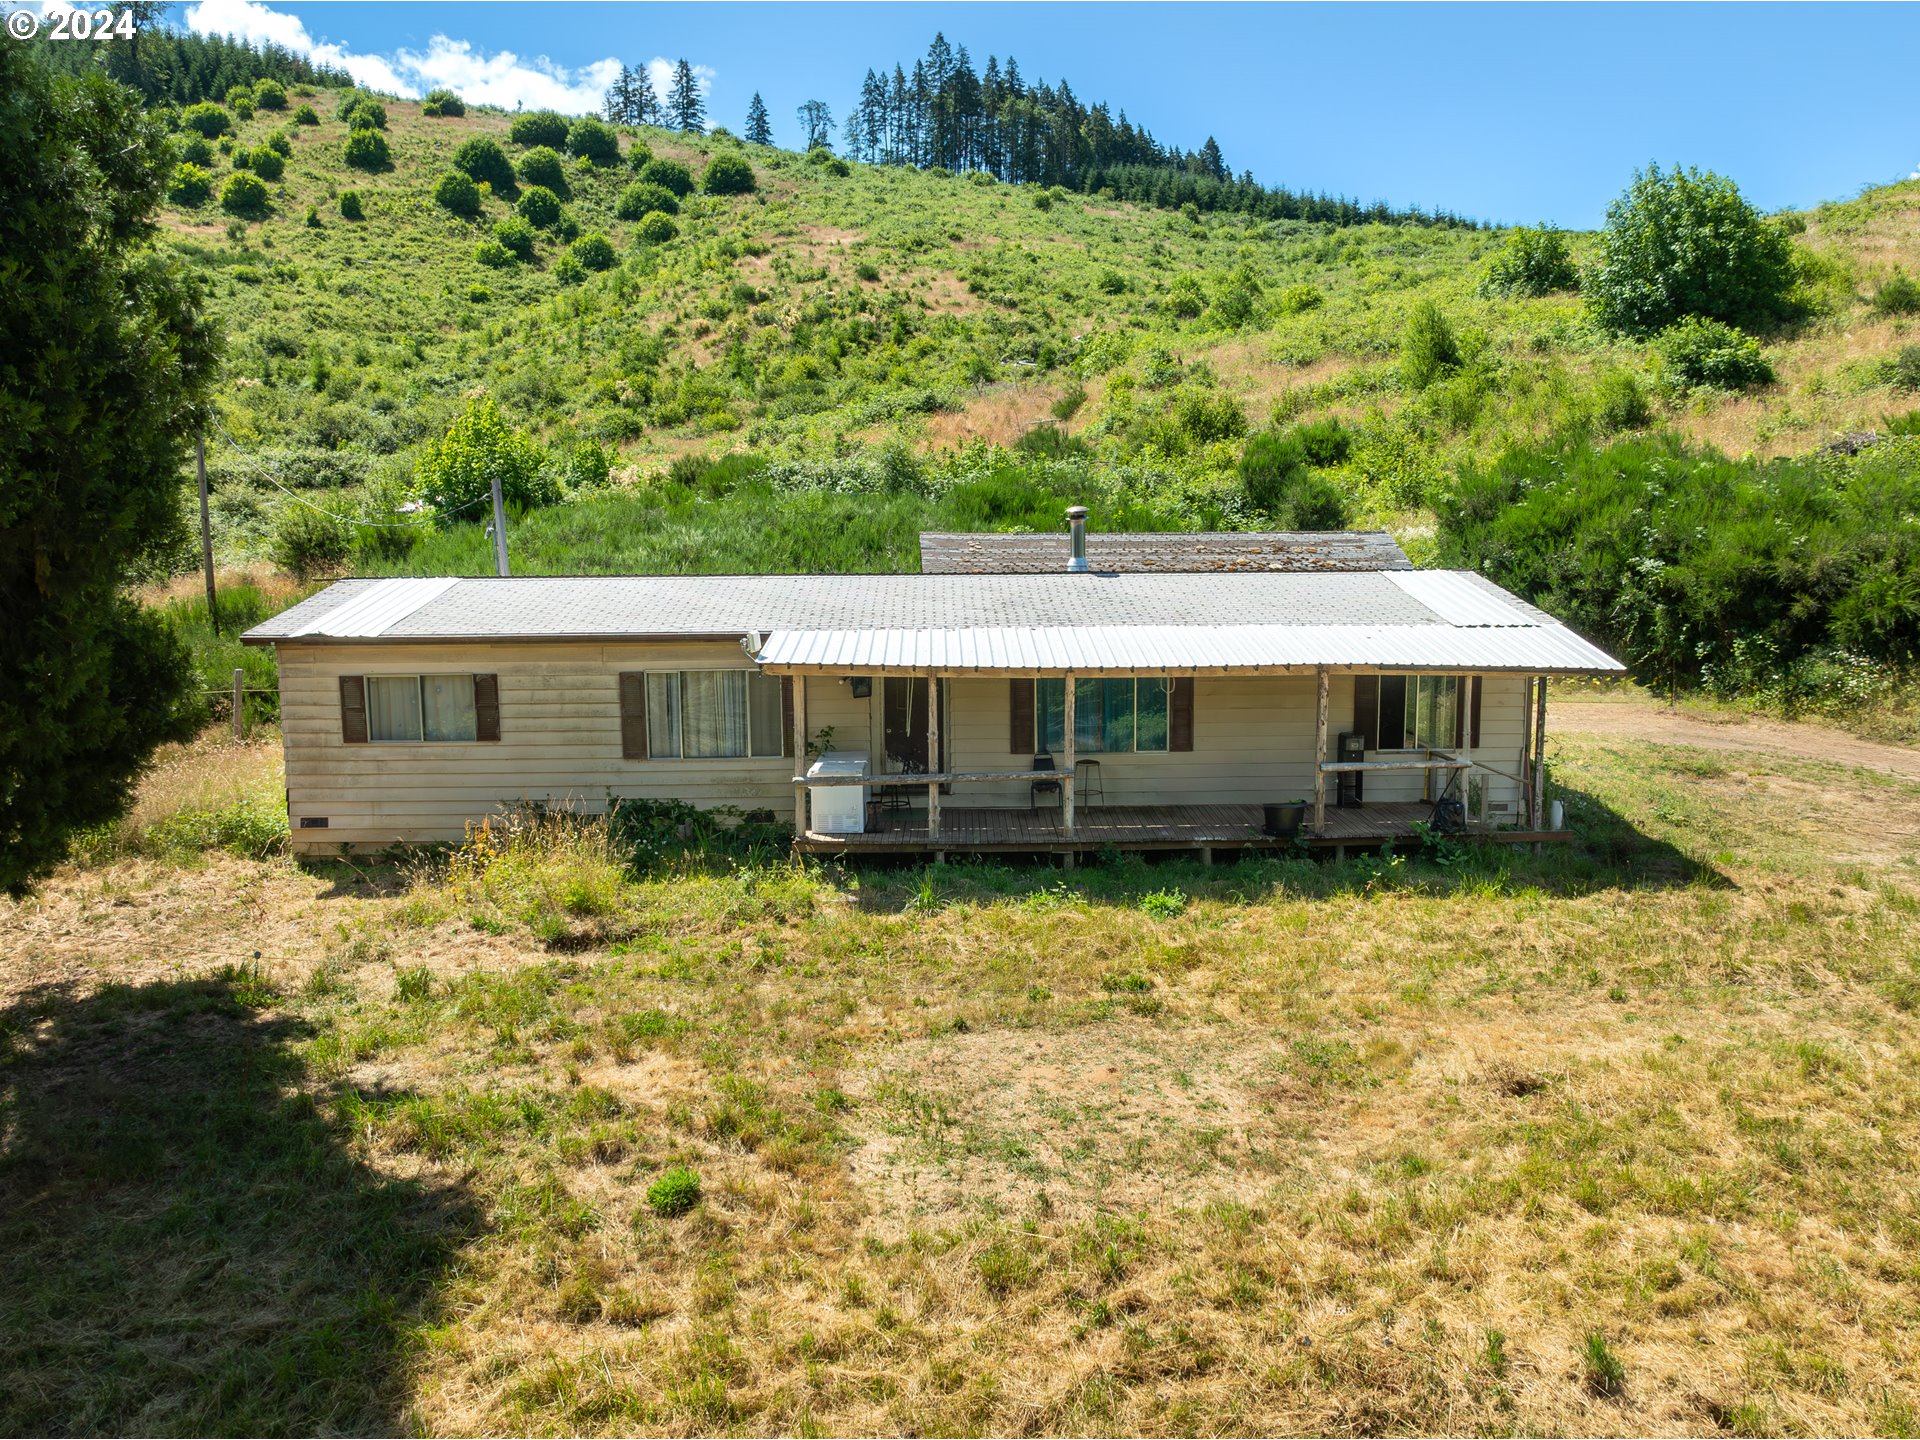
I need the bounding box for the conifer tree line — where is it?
[603,59,705,132]
[26,3,352,106]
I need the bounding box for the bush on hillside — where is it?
[702,152,756,195]
[1873,271,1920,317]
[1166,275,1204,319]
[516,185,562,229]
[343,127,390,170]
[453,136,514,193]
[251,78,287,110]
[634,211,678,245]
[265,131,292,157]
[1401,301,1462,390]
[339,189,364,220]
[1293,416,1354,467]
[180,101,232,138]
[224,83,254,110]
[270,506,350,579]
[1592,370,1653,432]
[1655,317,1774,392]
[508,109,570,149]
[247,145,283,181]
[515,145,567,194]
[433,169,482,217]
[565,116,620,165]
[1480,224,1579,297]
[422,87,465,117]
[616,180,677,220]
[624,140,654,172]
[473,238,514,268]
[415,395,557,515]
[637,157,694,197]
[168,163,212,207]
[553,252,585,286]
[292,103,319,126]
[219,171,269,217]
[492,214,535,260]
[1274,283,1321,314]
[1437,433,1920,687]
[570,232,616,272]
[337,92,386,130]
[1886,346,1920,393]
[175,134,213,166]
[1586,164,1797,335]
[1238,432,1350,529]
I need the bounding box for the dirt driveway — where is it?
[1554,699,1920,783]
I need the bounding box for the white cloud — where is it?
[179,0,647,114]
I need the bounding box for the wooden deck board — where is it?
[798,802,1568,854]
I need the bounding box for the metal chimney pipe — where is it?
[1066,505,1089,573]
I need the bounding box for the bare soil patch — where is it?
[1554,699,1920,783]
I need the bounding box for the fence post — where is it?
[233,668,246,739]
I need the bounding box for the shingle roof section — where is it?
[919,530,1412,574]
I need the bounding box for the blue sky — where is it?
[131,1,1920,227]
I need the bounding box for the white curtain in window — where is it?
[747,672,784,758]
[366,676,422,742]
[646,673,682,759]
[683,670,748,757]
[1406,676,1458,749]
[421,675,477,741]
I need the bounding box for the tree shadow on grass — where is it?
[0,966,474,1435]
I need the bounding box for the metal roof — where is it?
[919,529,1412,574]
[243,570,1624,675]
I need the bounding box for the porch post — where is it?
[926,673,941,840]
[791,674,808,839]
[1061,673,1076,834]
[1313,666,1330,834]
[1532,674,1549,830]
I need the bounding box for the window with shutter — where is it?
[339,675,367,744]
[617,672,648,759]
[474,674,500,741]
[1009,679,1034,755]
[1168,677,1194,752]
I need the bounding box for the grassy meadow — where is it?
[5,697,1919,1435]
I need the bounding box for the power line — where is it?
[205,416,490,529]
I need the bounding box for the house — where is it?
[243,515,1623,859]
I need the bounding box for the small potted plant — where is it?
[1264,799,1308,837]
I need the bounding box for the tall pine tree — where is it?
[743,91,772,145]
[668,59,704,132]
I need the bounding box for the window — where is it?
[1037,678,1172,754]
[644,670,784,759]
[1377,674,1457,750]
[366,674,478,742]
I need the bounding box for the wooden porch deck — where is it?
[797,802,1570,856]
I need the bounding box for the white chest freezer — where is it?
[806,754,869,833]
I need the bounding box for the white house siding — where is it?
[277,640,1532,852]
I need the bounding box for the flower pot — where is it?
[1264,802,1306,837]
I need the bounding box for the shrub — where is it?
[702,152,755,195]
[291,103,319,126]
[1293,416,1354,467]
[1592,370,1653,431]
[224,83,254,110]
[339,189,364,220]
[343,127,390,171]
[453,135,515,192]
[616,180,677,220]
[515,185,562,229]
[634,211,678,245]
[1033,189,1053,211]
[247,145,283,181]
[1274,283,1321,314]
[565,116,620,165]
[419,100,442,118]
[624,140,654,172]
[553,252,585,286]
[1586,163,1797,335]
[473,238,514,268]
[433,169,481,217]
[265,130,292,157]
[1886,345,1920,393]
[422,87,465,117]
[1166,275,1205,319]
[270,506,350,578]
[304,206,320,228]
[337,92,386,129]
[570,231,616,272]
[1050,384,1087,421]
[175,134,213,166]
[516,145,567,195]
[1873,271,1920,317]
[180,101,232,138]
[637,157,694,197]
[251,78,287,110]
[1239,433,1350,528]
[509,109,570,149]
[1401,300,1462,390]
[492,214,536,260]
[231,146,250,170]
[415,394,556,515]
[168,163,212,207]
[1655,317,1774,392]
[645,1166,701,1217]
[218,171,269,218]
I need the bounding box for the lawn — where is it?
[3,703,1918,1435]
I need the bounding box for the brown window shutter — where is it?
[782,677,795,759]
[617,672,648,759]
[1354,675,1378,751]
[339,675,368,743]
[1168,676,1194,752]
[1378,675,1408,749]
[1009,679,1034,754]
[1468,676,1482,748]
[473,674,501,741]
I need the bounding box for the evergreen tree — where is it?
[796,99,833,153]
[668,59,704,132]
[631,63,658,125]
[744,91,772,145]
[1,43,219,892]
[602,64,634,124]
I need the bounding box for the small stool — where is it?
[1074,758,1104,807]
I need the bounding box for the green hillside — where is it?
[169,88,1920,574]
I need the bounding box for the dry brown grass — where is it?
[5,696,1920,1434]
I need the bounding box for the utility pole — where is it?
[197,433,218,633]
[489,472,510,577]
